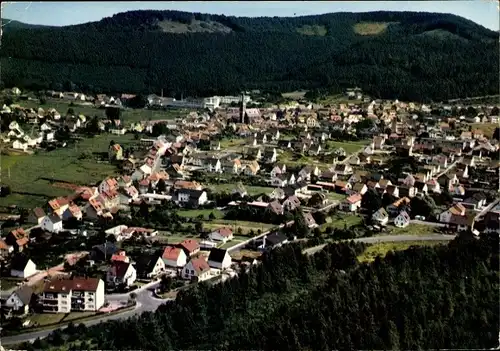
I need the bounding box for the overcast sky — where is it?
[2,1,499,31]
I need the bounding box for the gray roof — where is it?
[11,285,33,305]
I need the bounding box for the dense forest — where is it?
[21,233,500,350]
[1,10,498,102]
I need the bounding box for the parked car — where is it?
[414,215,426,221]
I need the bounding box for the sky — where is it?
[2,1,499,31]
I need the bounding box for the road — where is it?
[410,219,446,227]
[1,281,169,346]
[303,234,456,255]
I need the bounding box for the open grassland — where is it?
[327,140,369,154]
[387,223,439,236]
[203,220,274,235]
[296,25,327,36]
[322,214,363,231]
[16,99,188,124]
[0,134,136,207]
[177,208,224,219]
[470,123,497,138]
[353,22,392,35]
[208,184,274,196]
[357,240,449,262]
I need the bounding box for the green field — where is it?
[326,140,369,154]
[0,134,137,207]
[208,184,274,196]
[177,208,224,219]
[357,240,448,262]
[203,220,274,236]
[322,214,363,231]
[387,223,439,236]
[15,99,189,124]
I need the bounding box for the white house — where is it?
[106,261,137,288]
[41,214,63,233]
[207,248,232,270]
[394,211,410,228]
[372,208,389,225]
[4,286,33,315]
[176,189,208,207]
[181,257,211,281]
[162,246,187,268]
[10,255,37,278]
[439,203,466,223]
[340,194,362,212]
[208,227,234,243]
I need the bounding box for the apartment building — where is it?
[41,277,105,313]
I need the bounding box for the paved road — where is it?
[304,234,456,255]
[2,281,169,346]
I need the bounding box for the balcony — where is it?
[42,299,59,306]
[43,306,59,312]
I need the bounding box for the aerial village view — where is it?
[0,1,498,350]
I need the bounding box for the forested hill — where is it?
[21,233,499,350]
[1,10,498,101]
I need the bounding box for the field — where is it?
[203,220,274,236]
[26,311,97,327]
[0,134,137,207]
[16,99,189,124]
[470,123,497,138]
[357,240,449,262]
[207,184,274,196]
[387,223,439,236]
[353,22,392,35]
[296,24,328,36]
[327,140,369,154]
[219,235,249,249]
[218,138,247,149]
[177,208,224,219]
[322,214,363,230]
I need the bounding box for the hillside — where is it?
[0,10,498,101]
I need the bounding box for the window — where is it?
[88,292,94,296]
[61,300,67,305]
[191,270,194,275]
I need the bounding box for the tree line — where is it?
[1,11,497,102]
[20,232,499,350]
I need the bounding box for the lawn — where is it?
[208,184,274,196]
[177,208,224,219]
[278,150,318,166]
[0,278,22,291]
[17,99,189,124]
[203,220,274,236]
[470,123,497,138]
[219,138,247,149]
[155,232,198,245]
[387,223,439,236]
[357,240,449,262]
[322,214,363,230]
[0,134,137,208]
[326,192,346,201]
[326,140,369,154]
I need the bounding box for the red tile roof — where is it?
[213,227,233,237]
[189,257,210,274]
[162,246,183,261]
[179,239,200,254]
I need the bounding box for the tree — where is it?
[362,189,383,216]
[157,179,167,193]
[208,212,216,220]
[127,94,148,108]
[106,234,117,243]
[67,107,75,116]
[105,106,121,120]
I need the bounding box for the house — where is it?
[182,257,211,281]
[302,212,318,228]
[462,193,487,210]
[270,164,287,177]
[387,197,411,216]
[232,182,248,198]
[271,175,288,188]
[41,214,63,233]
[340,193,362,212]
[178,239,200,257]
[448,213,475,232]
[90,243,119,262]
[351,183,368,195]
[439,203,466,223]
[10,254,37,278]
[261,232,288,249]
[483,206,500,235]
[334,164,353,176]
[111,251,129,263]
[62,205,83,221]
[372,208,389,225]
[27,207,46,225]
[438,172,459,190]
[209,227,234,243]
[0,239,14,257]
[107,261,137,288]
[5,228,29,252]
[48,197,70,217]
[207,159,222,173]
[135,255,165,279]
[385,185,400,198]
[394,210,411,228]
[175,189,208,207]
[162,246,187,268]
[282,195,302,211]
[210,140,221,151]
[207,248,232,270]
[98,177,118,194]
[4,286,33,315]
[41,277,105,313]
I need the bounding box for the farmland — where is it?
[357,240,449,262]
[0,134,136,207]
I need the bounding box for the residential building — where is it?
[372,208,389,225]
[175,189,208,207]
[41,277,105,313]
[162,246,187,268]
[182,257,211,281]
[394,211,411,228]
[178,239,201,257]
[4,286,33,315]
[208,228,234,243]
[207,248,232,270]
[106,261,137,288]
[10,254,36,278]
[135,255,165,279]
[41,214,63,233]
[340,194,362,212]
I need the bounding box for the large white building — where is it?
[41,277,105,313]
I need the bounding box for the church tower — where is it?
[240,92,247,124]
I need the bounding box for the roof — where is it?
[178,239,200,253]
[346,194,362,204]
[11,285,33,305]
[188,257,211,274]
[208,248,228,263]
[9,228,27,241]
[44,277,100,293]
[109,261,132,278]
[265,232,288,246]
[212,227,233,237]
[162,246,183,261]
[32,207,46,218]
[71,277,101,291]
[134,255,162,275]
[0,239,10,250]
[11,254,31,271]
[47,214,62,223]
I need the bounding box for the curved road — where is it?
[4,234,456,346]
[2,282,171,346]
